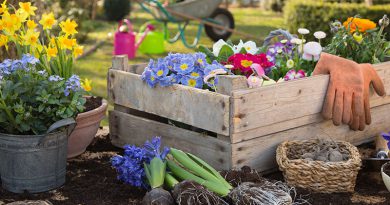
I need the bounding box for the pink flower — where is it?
[247,76,263,88]
[284,69,306,81]
[227,53,274,77]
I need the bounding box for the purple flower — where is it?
[64,75,81,96]
[143,137,170,161]
[284,69,306,81]
[382,132,390,149]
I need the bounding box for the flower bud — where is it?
[379,15,389,28]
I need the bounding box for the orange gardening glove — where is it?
[313,53,365,126]
[348,63,385,131]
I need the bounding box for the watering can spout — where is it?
[135,24,155,51]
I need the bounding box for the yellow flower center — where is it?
[246,47,251,50]
[180,64,188,70]
[157,70,164,76]
[241,60,253,68]
[151,76,155,81]
[188,79,196,87]
[197,59,203,64]
[191,72,199,77]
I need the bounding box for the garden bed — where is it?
[1,127,389,205]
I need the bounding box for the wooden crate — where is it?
[108,55,390,172]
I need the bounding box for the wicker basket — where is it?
[276,140,362,193]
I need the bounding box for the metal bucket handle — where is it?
[46,118,76,135]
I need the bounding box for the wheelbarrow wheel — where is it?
[205,8,235,42]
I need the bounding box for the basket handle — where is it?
[263,29,295,47]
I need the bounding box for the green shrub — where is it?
[103,0,131,21]
[284,0,390,43]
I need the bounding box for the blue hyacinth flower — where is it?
[143,137,170,161]
[382,132,390,149]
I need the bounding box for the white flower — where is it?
[286,59,295,69]
[232,40,244,53]
[243,41,259,54]
[314,31,326,40]
[302,41,322,61]
[203,69,227,84]
[291,38,303,45]
[212,39,229,57]
[247,76,263,88]
[268,48,276,54]
[280,39,288,44]
[298,28,310,35]
[224,65,234,69]
[277,48,283,53]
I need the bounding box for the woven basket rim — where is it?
[277,139,362,168]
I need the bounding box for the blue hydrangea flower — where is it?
[143,137,170,161]
[181,75,203,89]
[141,69,158,88]
[64,75,81,96]
[173,54,195,75]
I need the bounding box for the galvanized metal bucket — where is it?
[0,118,76,193]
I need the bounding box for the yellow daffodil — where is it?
[58,36,76,50]
[73,45,83,57]
[81,78,92,91]
[46,46,57,60]
[19,2,37,17]
[0,0,8,14]
[23,30,40,46]
[0,34,8,50]
[39,12,56,30]
[353,32,363,44]
[26,20,37,30]
[59,19,78,36]
[2,11,22,34]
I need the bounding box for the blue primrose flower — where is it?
[173,54,195,75]
[193,52,207,68]
[143,136,170,161]
[188,69,204,79]
[141,69,158,88]
[148,59,169,79]
[164,53,182,71]
[181,75,204,89]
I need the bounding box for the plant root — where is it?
[172,180,228,205]
[229,181,293,205]
[142,188,175,205]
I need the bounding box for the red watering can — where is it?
[113,19,154,59]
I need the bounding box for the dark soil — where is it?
[1,129,390,205]
[84,96,102,112]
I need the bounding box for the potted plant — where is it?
[0,1,108,158]
[0,54,85,193]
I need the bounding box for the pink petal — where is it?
[251,63,265,76]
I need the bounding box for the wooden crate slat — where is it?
[231,103,390,172]
[230,62,390,142]
[108,69,230,135]
[109,110,231,170]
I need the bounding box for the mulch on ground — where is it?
[1,128,389,205]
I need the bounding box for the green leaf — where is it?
[217,45,234,63]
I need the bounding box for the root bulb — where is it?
[142,188,175,205]
[173,180,228,205]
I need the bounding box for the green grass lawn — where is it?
[74,7,285,125]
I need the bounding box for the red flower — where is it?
[227,53,273,77]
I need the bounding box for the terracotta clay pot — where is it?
[67,99,108,158]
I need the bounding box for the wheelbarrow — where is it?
[137,0,238,48]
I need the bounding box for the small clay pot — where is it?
[381,162,390,192]
[67,99,108,158]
